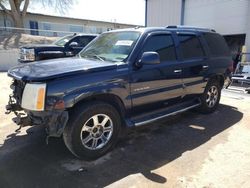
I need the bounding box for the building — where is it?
[0,11,137,36]
[146,0,250,56]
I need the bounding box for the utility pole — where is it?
[145,0,148,27]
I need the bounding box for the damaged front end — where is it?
[5,80,30,131]
[5,79,69,141]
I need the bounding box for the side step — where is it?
[130,100,201,127]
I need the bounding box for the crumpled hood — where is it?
[8,57,117,81]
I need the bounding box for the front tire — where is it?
[198,79,221,114]
[63,102,121,160]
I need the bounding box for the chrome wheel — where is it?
[80,114,113,150]
[206,86,219,108]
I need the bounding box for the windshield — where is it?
[79,31,141,63]
[54,35,75,46]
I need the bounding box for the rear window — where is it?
[178,34,205,60]
[203,33,230,57]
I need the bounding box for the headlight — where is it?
[20,48,35,61]
[21,83,46,111]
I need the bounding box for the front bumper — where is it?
[6,92,69,138]
[18,59,34,63]
[27,110,69,137]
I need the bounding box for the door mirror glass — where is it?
[137,52,160,67]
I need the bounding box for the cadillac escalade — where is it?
[6,26,232,160]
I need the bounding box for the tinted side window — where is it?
[203,33,230,57]
[178,34,205,59]
[72,36,95,47]
[142,34,176,62]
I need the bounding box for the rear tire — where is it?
[63,102,121,160]
[198,79,221,114]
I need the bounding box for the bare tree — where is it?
[0,0,74,28]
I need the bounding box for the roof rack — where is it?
[166,25,216,32]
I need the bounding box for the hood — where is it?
[21,44,63,49]
[8,57,117,81]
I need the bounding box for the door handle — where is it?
[203,65,209,69]
[174,69,182,73]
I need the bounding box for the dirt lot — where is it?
[0,72,250,188]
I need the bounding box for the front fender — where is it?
[62,82,130,109]
[46,65,131,111]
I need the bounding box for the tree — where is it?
[0,0,74,28]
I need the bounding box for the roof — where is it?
[105,25,217,34]
[74,33,99,37]
[166,25,216,32]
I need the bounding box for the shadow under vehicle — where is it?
[0,104,243,187]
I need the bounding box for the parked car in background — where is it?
[19,33,98,63]
[6,26,232,160]
[231,62,250,93]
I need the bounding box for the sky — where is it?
[28,0,146,26]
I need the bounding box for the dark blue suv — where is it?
[6,26,232,160]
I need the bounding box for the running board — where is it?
[131,100,201,127]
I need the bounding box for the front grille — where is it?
[11,79,26,105]
[19,48,25,61]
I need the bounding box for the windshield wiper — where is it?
[91,54,105,61]
[82,54,106,61]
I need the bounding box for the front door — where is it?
[130,32,184,114]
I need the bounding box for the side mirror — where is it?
[69,42,79,48]
[136,52,160,67]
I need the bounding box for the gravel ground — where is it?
[0,72,250,188]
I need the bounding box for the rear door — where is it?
[130,32,184,114]
[177,32,208,98]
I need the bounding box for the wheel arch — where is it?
[70,93,127,122]
[208,74,225,88]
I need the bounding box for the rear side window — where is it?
[142,34,176,62]
[203,33,230,57]
[178,34,205,60]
